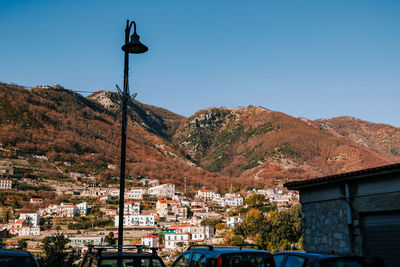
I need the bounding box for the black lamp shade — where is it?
[122,32,148,54]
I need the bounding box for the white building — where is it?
[30,197,44,204]
[123,202,140,215]
[169,225,215,241]
[156,200,180,217]
[148,184,175,198]
[81,188,105,197]
[256,189,275,198]
[224,195,244,207]
[0,179,12,189]
[58,202,76,217]
[99,195,112,202]
[197,190,216,200]
[104,209,117,217]
[164,231,191,250]
[76,202,88,216]
[109,189,120,197]
[114,214,155,227]
[19,213,40,226]
[126,188,146,200]
[141,235,159,247]
[69,236,104,247]
[140,178,159,187]
[226,215,246,227]
[19,226,40,236]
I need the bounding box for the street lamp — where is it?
[118,19,148,248]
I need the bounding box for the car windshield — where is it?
[222,253,274,267]
[0,255,37,267]
[100,258,164,267]
[320,258,365,267]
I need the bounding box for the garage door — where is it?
[362,212,400,267]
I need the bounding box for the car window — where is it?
[273,255,286,267]
[90,257,98,267]
[223,253,274,267]
[141,258,164,267]
[319,259,365,267]
[0,256,37,267]
[172,253,191,267]
[81,255,92,267]
[100,258,138,267]
[190,253,206,267]
[284,255,305,267]
[283,255,305,267]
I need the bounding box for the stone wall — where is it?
[302,199,351,254]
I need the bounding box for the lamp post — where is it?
[118,19,148,248]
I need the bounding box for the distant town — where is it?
[0,145,298,260]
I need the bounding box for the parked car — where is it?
[170,244,275,267]
[273,251,368,267]
[0,249,40,267]
[79,245,166,267]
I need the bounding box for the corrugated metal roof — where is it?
[284,163,400,190]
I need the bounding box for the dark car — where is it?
[79,245,166,267]
[273,252,367,267]
[0,249,40,267]
[170,244,275,267]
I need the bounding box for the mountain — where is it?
[173,106,400,186]
[306,116,400,157]
[0,83,236,190]
[87,91,183,140]
[1,82,400,190]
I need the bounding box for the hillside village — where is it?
[2,83,400,265]
[0,145,298,257]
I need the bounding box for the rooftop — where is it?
[284,163,400,190]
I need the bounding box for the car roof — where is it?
[88,251,160,258]
[0,249,33,256]
[186,246,272,256]
[273,251,360,261]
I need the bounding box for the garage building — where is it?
[285,163,400,267]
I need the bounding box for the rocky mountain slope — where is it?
[88,91,183,140]
[306,116,400,157]
[0,83,236,190]
[173,106,400,186]
[1,82,399,189]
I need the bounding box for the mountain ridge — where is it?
[1,82,399,190]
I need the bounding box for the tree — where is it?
[4,211,10,223]
[104,231,117,245]
[233,205,302,252]
[200,218,222,227]
[38,233,73,267]
[245,194,266,209]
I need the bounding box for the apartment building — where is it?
[141,235,159,247]
[18,213,40,226]
[114,214,155,227]
[148,184,175,198]
[164,231,191,250]
[0,179,12,189]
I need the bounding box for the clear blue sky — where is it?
[1,0,399,126]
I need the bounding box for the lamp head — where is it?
[122,31,148,54]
